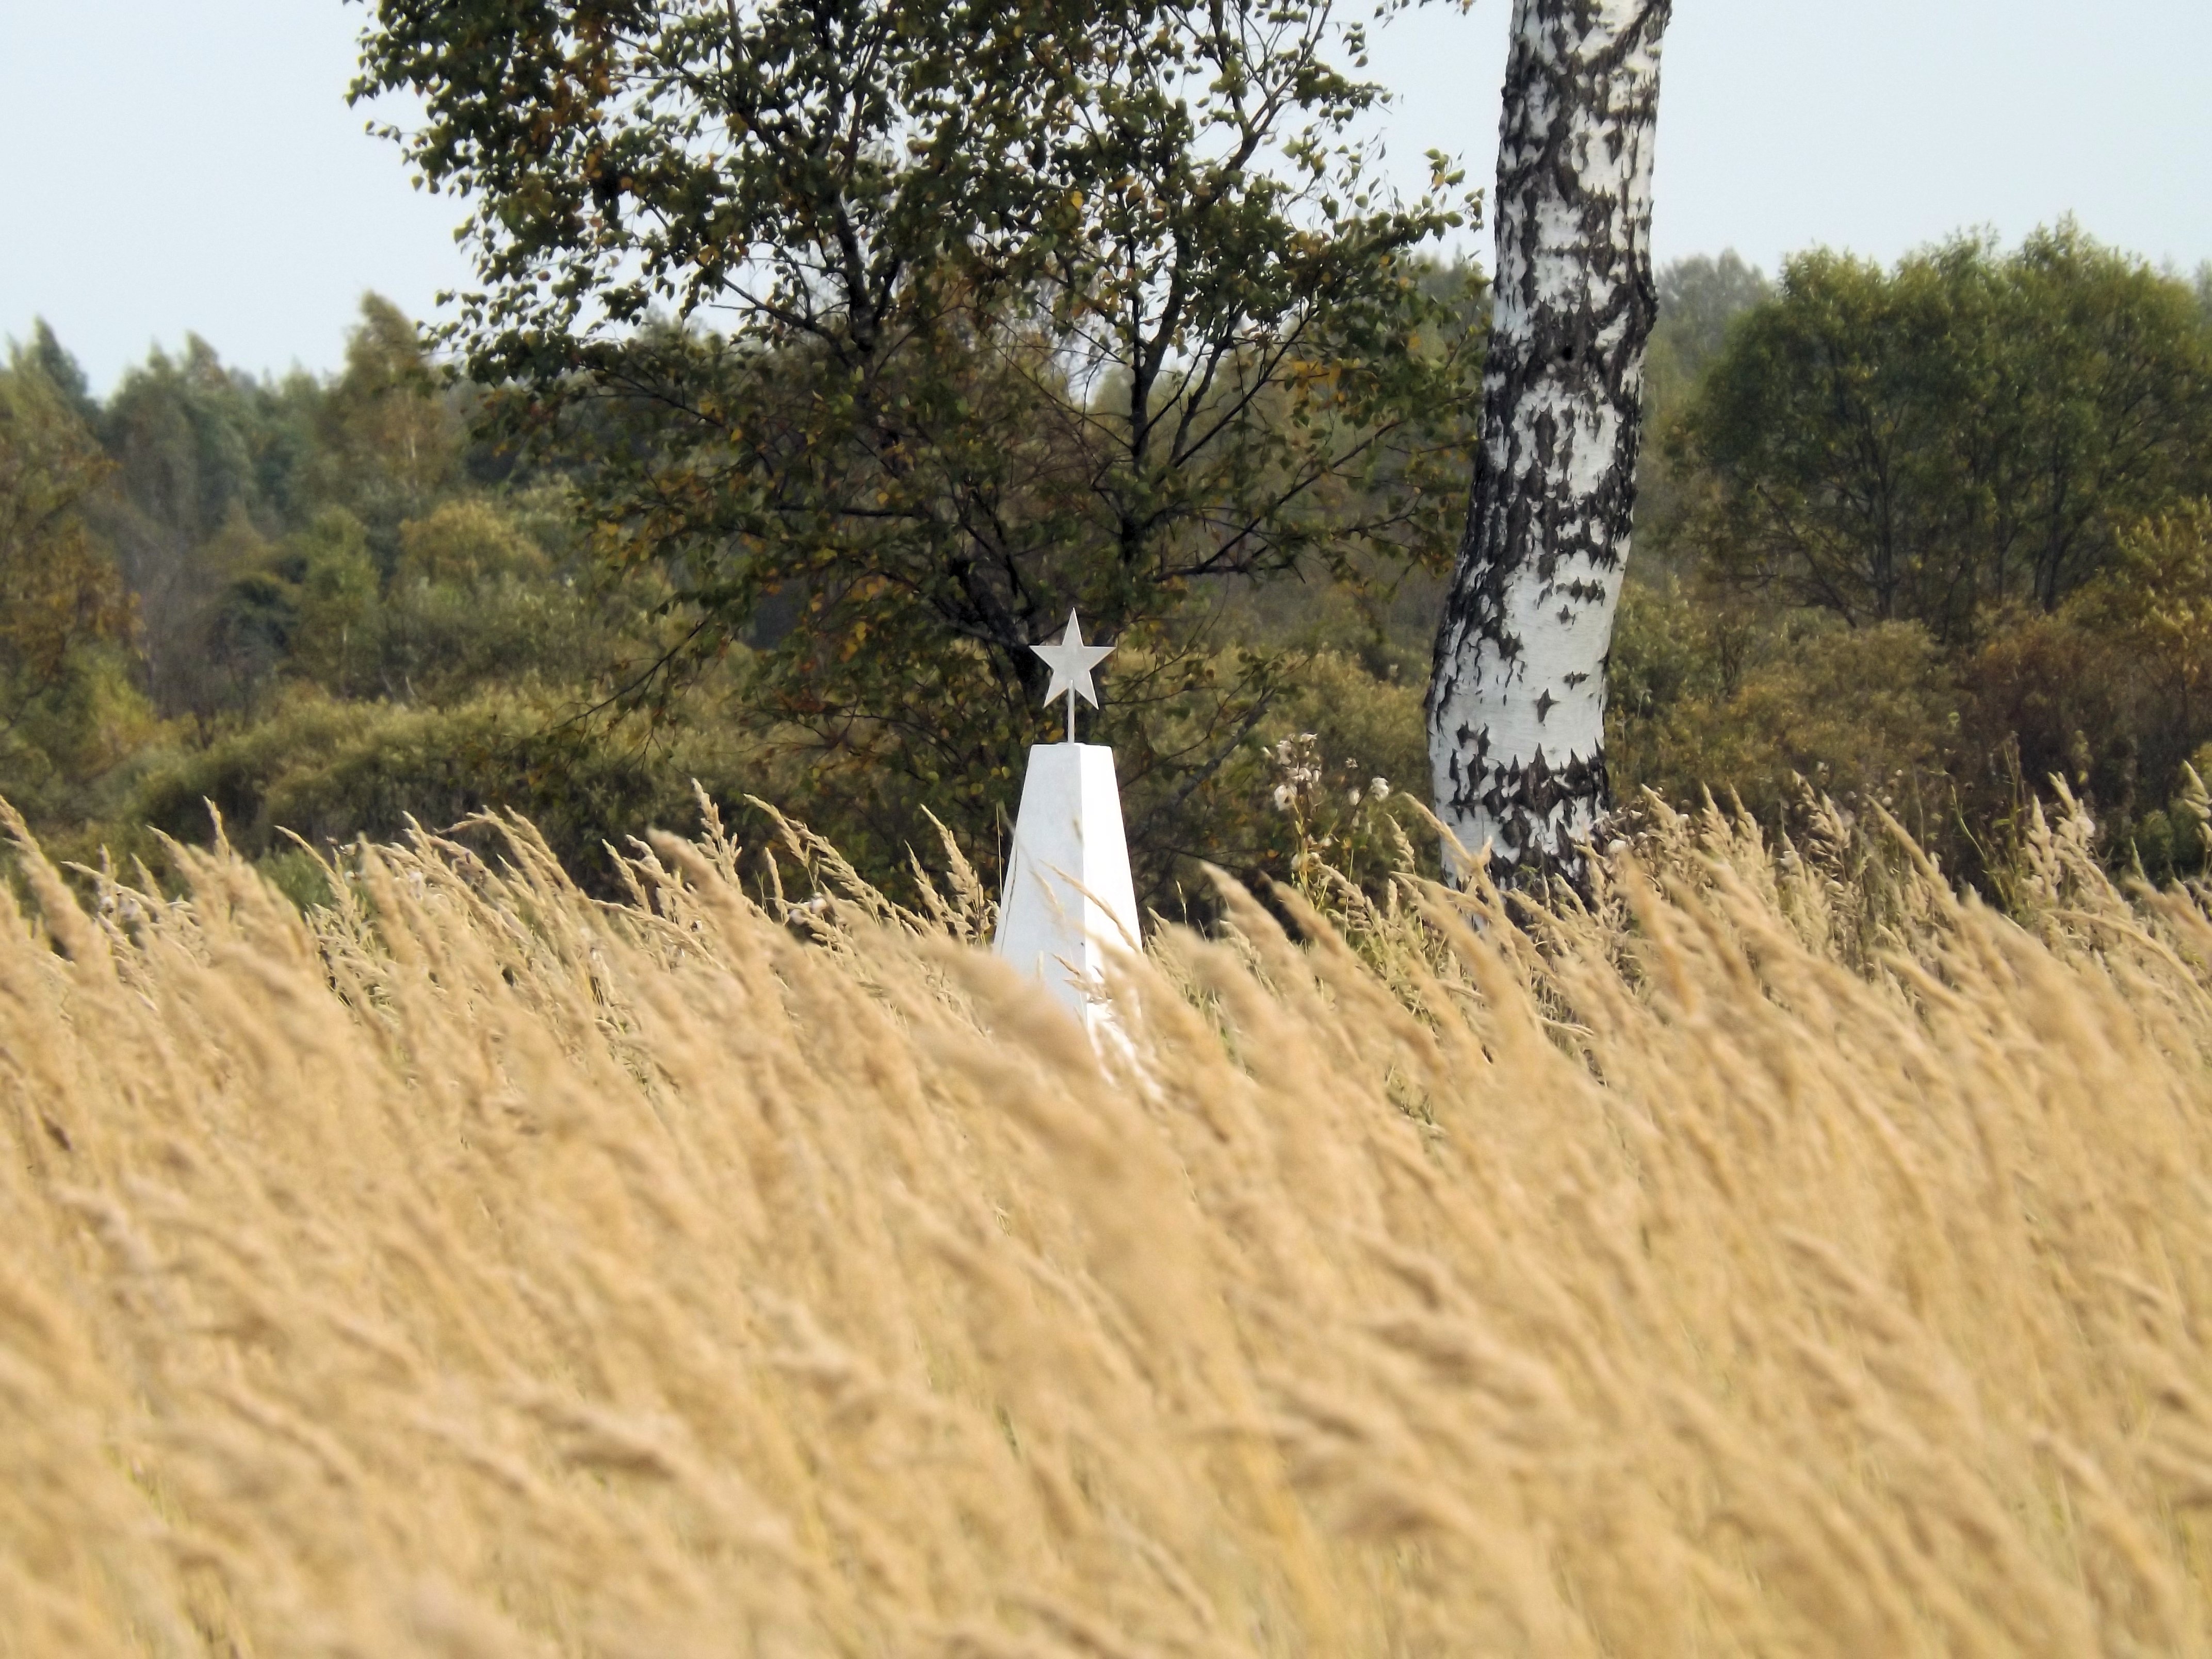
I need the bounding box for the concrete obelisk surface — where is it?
[993,741,1141,1029]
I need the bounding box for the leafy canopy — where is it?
[1665,224,2212,642]
[351,0,1482,893]
[0,346,148,814]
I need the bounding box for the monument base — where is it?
[993,742,1141,1029]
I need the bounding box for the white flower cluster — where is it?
[1265,732,1393,821]
[1268,733,1324,814]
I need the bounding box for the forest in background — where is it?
[4,227,2212,908]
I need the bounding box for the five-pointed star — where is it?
[1033,608,1115,709]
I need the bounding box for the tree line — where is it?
[7,218,2208,903]
[0,300,695,896]
[3,0,2209,904]
[1621,226,2212,888]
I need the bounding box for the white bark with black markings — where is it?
[1427,0,1670,880]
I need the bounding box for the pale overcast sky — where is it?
[5,1,2209,395]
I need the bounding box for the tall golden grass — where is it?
[6,788,2212,1656]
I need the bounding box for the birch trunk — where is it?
[1427,0,1670,880]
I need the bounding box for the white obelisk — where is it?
[994,609,1141,1029]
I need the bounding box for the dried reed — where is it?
[5,788,2212,1656]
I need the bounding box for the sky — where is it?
[5,0,2209,396]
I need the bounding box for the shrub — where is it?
[116,689,763,893]
[1609,578,1960,835]
[1130,648,1434,914]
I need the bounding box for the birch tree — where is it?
[1427,0,1670,879]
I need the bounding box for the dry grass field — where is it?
[6,789,2212,1656]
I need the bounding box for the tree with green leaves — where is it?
[310,295,464,564]
[1666,224,2212,642]
[0,343,148,816]
[25,322,101,430]
[352,0,1481,891]
[1629,252,1772,563]
[94,334,318,717]
[1644,251,1769,413]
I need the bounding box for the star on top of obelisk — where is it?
[1032,607,1114,742]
